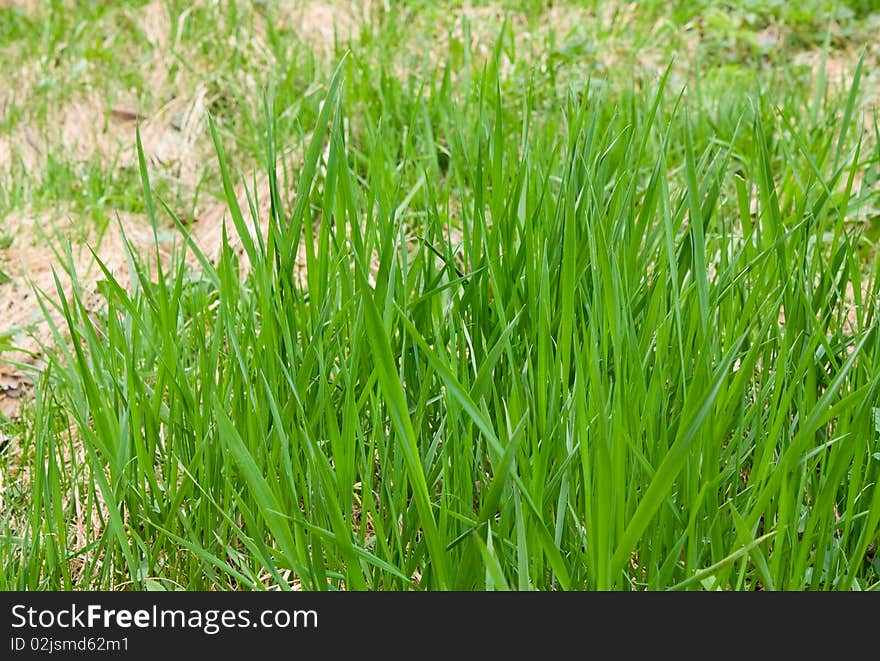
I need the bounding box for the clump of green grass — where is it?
[4,37,880,590]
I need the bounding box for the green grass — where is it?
[1,1,879,590]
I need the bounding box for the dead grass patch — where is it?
[278,0,367,52]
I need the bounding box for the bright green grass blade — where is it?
[213,400,305,579]
[611,333,746,573]
[355,268,449,588]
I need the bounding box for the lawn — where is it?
[1,0,879,590]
